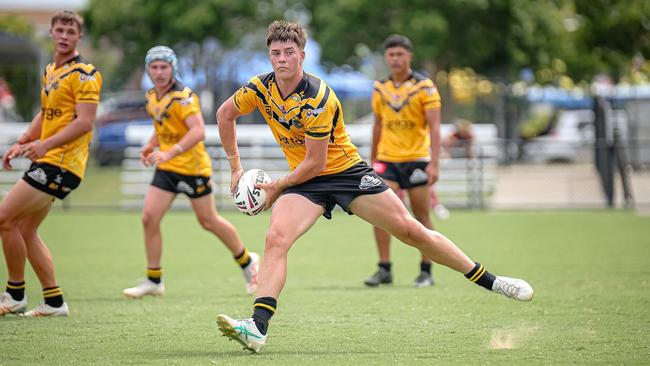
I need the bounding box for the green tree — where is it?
[308,0,648,83]
[308,0,573,81]
[84,0,302,91]
[570,0,650,81]
[0,14,39,120]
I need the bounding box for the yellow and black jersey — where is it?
[233,72,362,175]
[145,81,211,177]
[38,55,102,179]
[372,71,441,162]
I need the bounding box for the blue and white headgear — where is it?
[145,45,178,77]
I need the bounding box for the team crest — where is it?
[359,175,383,190]
[176,181,195,195]
[28,168,48,185]
[409,169,428,184]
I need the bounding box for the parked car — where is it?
[520,108,628,163]
[95,119,150,166]
[94,91,149,166]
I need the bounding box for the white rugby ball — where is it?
[233,169,271,216]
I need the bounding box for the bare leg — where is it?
[256,194,324,298]
[373,180,400,262]
[0,180,54,283]
[190,193,244,255]
[19,203,56,288]
[141,186,176,269]
[407,185,434,263]
[350,190,475,274]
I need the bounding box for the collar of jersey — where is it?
[53,54,82,71]
[388,70,415,88]
[270,72,309,102]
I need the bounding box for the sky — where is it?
[0,0,87,11]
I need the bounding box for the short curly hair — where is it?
[266,21,307,50]
[51,10,84,32]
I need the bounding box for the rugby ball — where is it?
[233,169,271,216]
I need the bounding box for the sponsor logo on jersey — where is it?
[305,107,326,117]
[426,86,437,96]
[42,107,63,120]
[79,74,96,82]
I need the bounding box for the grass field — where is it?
[1,210,649,365]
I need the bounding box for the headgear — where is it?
[145,45,177,77]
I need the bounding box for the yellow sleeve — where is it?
[178,92,201,121]
[421,80,441,110]
[303,95,336,141]
[232,78,260,115]
[74,69,102,104]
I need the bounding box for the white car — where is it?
[521,108,628,163]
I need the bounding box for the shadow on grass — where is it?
[301,284,413,291]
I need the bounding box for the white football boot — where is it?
[216,314,267,353]
[123,279,165,298]
[0,292,27,315]
[492,276,534,302]
[242,252,260,294]
[23,302,69,317]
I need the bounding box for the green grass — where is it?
[1,210,649,365]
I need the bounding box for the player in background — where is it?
[215,21,533,353]
[365,34,442,288]
[0,10,101,317]
[122,46,259,298]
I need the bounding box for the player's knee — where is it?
[264,229,292,254]
[412,211,430,224]
[197,215,215,231]
[0,210,15,231]
[396,218,429,248]
[141,212,160,228]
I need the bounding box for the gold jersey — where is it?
[38,55,102,178]
[145,81,212,177]
[233,72,362,175]
[372,71,441,162]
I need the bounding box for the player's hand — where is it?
[426,161,439,185]
[140,144,155,166]
[146,150,174,166]
[20,141,47,161]
[230,168,244,194]
[2,143,22,170]
[256,179,283,210]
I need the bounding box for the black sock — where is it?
[43,287,64,308]
[464,262,496,290]
[420,261,432,274]
[378,261,392,272]
[252,297,276,335]
[6,281,25,301]
[147,268,162,284]
[234,248,252,269]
